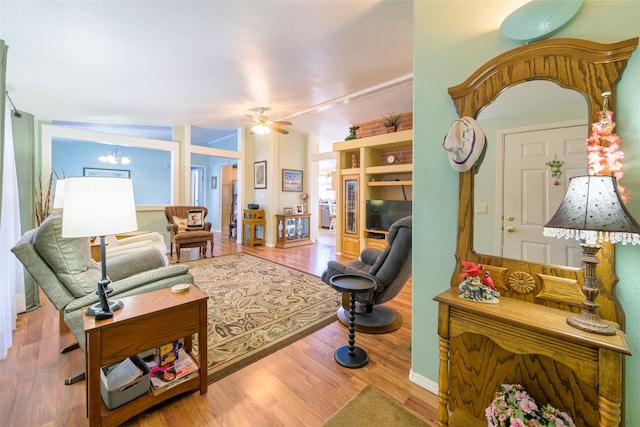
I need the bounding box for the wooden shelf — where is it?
[368,180,412,187]
[340,167,361,175]
[366,164,413,174]
[333,129,413,151]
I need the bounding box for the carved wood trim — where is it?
[448,38,638,328]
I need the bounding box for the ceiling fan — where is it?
[246,107,292,135]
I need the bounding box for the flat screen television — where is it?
[366,199,412,231]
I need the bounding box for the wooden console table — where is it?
[434,288,631,427]
[83,286,208,427]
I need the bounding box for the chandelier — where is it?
[98,146,130,165]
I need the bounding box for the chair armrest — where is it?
[360,248,382,265]
[64,265,192,312]
[106,247,167,282]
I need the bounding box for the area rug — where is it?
[322,385,430,427]
[187,253,341,383]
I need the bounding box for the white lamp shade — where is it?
[62,177,138,238]
[53,179,65,209]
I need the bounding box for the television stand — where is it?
[364,229,388,250]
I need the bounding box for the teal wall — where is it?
[413,0,640,423]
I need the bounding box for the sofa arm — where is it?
[106,247,167,282]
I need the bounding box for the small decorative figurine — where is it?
[546,156,564,185]
[458,260,500,304]
[345,125,359,141]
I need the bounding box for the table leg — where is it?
[334,291,369,368]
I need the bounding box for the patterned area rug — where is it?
[187,253,341,383]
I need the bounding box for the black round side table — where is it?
[328,274,376,368]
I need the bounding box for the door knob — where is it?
[506,215,515,221]
[506,226,516,233]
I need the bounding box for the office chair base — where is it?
[337,305,402,334]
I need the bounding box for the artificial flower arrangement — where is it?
[485,384,575,427]
[586,99,630,202]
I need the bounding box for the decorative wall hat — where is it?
[443,116,486,172]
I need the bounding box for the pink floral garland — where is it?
[586,109,630,202]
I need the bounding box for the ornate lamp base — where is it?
[567,311,616,336]
[566,243,617,336]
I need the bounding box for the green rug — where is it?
[188,253,341,383]
[322,385,430,427]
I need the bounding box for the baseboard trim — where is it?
[409,369,438,396]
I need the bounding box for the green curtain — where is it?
[1,40,40,311]
[12,112,40,311]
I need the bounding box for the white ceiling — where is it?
[1,0,414,145]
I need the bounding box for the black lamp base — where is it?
[85,299,124,318]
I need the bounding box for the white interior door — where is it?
[502,124,587,267]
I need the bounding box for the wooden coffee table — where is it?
[83,286,208,426]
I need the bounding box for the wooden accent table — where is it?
[328,274,376,368]
[243,209,266,247]
[83,286,208,427]
[434,288,631,427]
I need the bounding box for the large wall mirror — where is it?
[448,38,638,328]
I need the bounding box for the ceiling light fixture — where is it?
[251,123,271,135]
[98,146,131,165]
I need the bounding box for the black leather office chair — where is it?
[322,216,412,333]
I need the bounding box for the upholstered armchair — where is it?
[164,206,215,262]
[321,216,412,333]
[11,213,194,384]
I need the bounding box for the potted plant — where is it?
[382,111,403,132]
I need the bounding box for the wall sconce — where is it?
[543,175,640,335]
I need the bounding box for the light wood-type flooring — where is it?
[0,231,439,426]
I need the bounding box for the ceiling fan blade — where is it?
[272,120,292,126]
[271,126,289,135]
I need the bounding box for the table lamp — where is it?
[543,175,640,335]
[61,176,138,319]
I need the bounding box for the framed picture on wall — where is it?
[211,176,218,190]
[83,167,130,178]
[282,169,302,192]
[254,161,267,189]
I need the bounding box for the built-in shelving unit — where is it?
[333,129,413,257]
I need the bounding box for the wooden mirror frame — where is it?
[447,38,638,328]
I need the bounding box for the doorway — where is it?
[501,123,587,267]
[190,166,205,206]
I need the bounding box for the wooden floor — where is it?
[0,231,439,426]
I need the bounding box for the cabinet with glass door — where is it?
[342,175,360,257]
[275,214,312,248]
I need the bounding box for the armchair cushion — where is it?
[32,214,100,297]
[187,209,205,229]
[172,216,188,232]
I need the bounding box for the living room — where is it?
[2,1,640,426]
